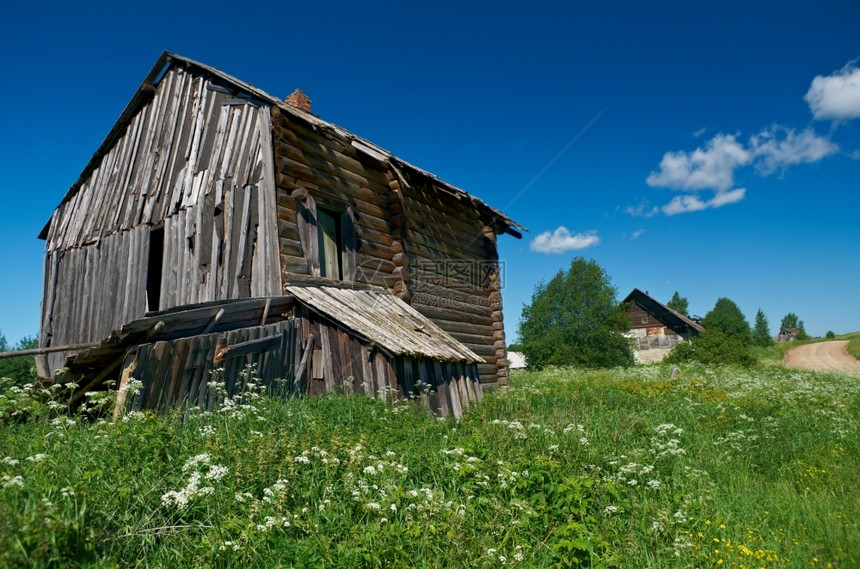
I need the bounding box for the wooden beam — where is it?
[201,310,224,334]
[69,354,127,406]
[294,333,315,390]
[0,343,100,359]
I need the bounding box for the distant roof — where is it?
[507,351,527,369]
[41,51,524,240]
[622,288,705,334]
[287,286,481,363]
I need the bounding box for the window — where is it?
[316,207,343,280]
[294,191,357,282]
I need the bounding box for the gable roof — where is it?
[622,288,705,334]
[41,51,524,240]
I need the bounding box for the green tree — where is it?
[0,333,39,385]
[779,312,805,332]
[666,297,755,366]
[518,257,633,369]
[701,298,752,344]
[752,309,773,347]
[666,291,689,317]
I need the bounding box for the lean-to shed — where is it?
[623,289,704,363]
[38,52,523,415]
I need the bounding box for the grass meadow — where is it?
[0,362,857,568]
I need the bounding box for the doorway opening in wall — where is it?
[317,208,343,280]
[146,227,164,312]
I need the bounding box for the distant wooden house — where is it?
[774,328,799,342]
[622,289,704,363]
[37,52,523,416]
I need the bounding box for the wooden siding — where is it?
[119,311,481,418]
[41,65,280,370]
[297,306,482,417]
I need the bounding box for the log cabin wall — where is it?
[40,64,281,372]
[270,107,508,386]
[398,174,508,387]
[271,107,397,290]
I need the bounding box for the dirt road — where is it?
[784,341,860,373]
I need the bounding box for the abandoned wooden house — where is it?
[37,51,523,416]
[623,289,704,363]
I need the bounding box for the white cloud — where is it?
[646,134,751,192]
[530,227,599,254]
[625,200,659,218]
[750,126,838,174]
[662,188,746,216]
[805,62,860,120]
[631,229,645,240]
[643,62,852,217]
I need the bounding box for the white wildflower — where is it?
[2,475,24,488]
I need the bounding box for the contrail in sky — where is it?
[503,106,608,214]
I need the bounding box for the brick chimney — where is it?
[285,88,311,112]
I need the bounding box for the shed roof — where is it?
[623,288,705,334]
[59,288,482,400]
[287,286,482,363]
[41,51,524,240]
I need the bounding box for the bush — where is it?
[666,298,756,367]
[664,330,757,367]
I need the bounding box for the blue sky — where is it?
[1,0,858,346]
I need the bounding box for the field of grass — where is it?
[1,362,858,568]
[838,332,860,361]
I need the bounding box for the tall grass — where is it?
[0,363,857,568]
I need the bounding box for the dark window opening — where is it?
[146,228,164,312]
[316,208,343,280]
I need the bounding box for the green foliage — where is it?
[666,291,689,317]
[753,309,774,347]
[667,298,755,366]
[825,330,836,339]
[518,258,633,369]
[701,298,752,344]
[0,334,39,385]
[665,329,757,367]
[2,364,859,568]
[848,336,860,361]
[780,312,806,333]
